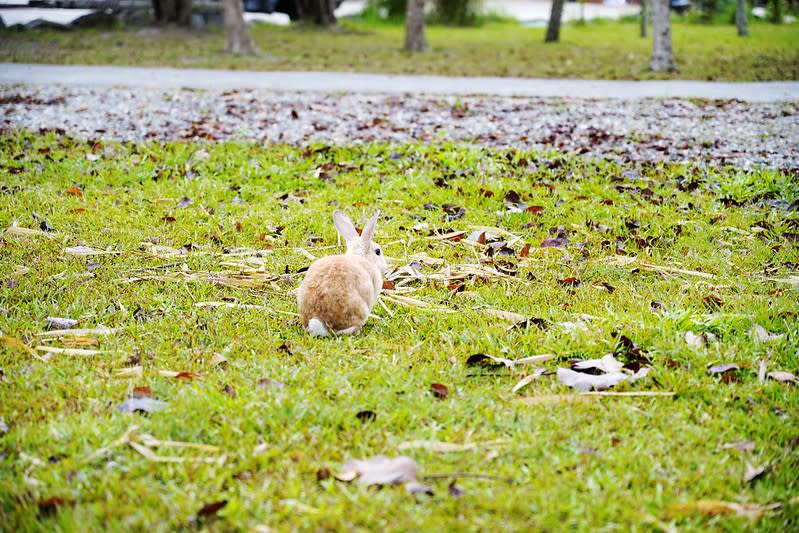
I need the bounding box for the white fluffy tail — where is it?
[307,318,330,337]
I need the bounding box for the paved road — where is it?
[2,63,798,102]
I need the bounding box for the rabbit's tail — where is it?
[307,318,330,337]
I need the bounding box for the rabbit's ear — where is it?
[333,210,359,242]
[361,211,380,245]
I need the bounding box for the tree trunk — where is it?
[222,0,261,55]
[769,0,782,23]
[545,0,566,43]
[640,0,648,38]
[736,0,748,36]
[405,0,427,52]
[152,0,193,26]
[649,0,677,72]
[297,0,337,26]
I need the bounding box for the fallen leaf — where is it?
[174,372,199,381]
[117,397,168,414]
[685,330,717,348]
[356,410,377,423]
[465,353,555,370]
[744,461,768,484]
[208,354,228,367]
[557,368,629,391]
[557,367,650,392]
[571,354,624,374]
[767,371,797,384]
[64,245,121,257]
[114,366,143,378]
[722,440,756,452]
[508,317,549,331]
[707,363,740,375]
[519,242,531,257]
[177,196,192,208]
[65,186,83,197]
[382,280,396,290]
[748,324,784,343]
[448,481,464,497]
[511,368,547,393]
[668,499,781,520]
[36,325,115,338]
[430,383,449,399]
[36,346,105,356]
[1,334,37,356]
[38,496,74,516]
[197,500,227,518]
[405,481,434,495]
[540,237,569,248]
[45,317,78,330]
[336,455,419,486]
[131,386,153,399]
[703,293,724,310]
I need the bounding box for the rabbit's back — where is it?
[297,255,381,333]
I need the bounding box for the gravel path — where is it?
[2,84,798,170]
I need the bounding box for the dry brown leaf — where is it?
[685,331,717,348]
[86,426,223,465]
[114,366,143,378]
[336,456,419,486]
[557,367,650,391]
[57,336,100,348]
[748,324,785,343]
[1,335,38,357]
[35,346,106,356]
[767,371,797,384]
[571,354,624,374]
[4,224,57,239]
[744,461,768,483]
[36,326,116,338]
[721,440,756,452]
[668,499,781,520]
[511,368,547,393]
[64,245,121,257]
[208,354,228,367]
[599,255,714,279]
[466,353,555,370]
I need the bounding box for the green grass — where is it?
[1,18,798,80]
[0,131,798,531]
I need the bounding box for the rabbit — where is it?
[297,210,388,337]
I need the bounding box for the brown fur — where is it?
[296,210,387,336]
[297,255,382,333]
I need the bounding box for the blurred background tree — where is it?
[364,0,481,26]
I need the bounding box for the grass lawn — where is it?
[0,131,798,530]
[0,18,798,81]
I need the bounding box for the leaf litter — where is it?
[86,425,224,465]
[334,456,431,494]
[557,353,652,392]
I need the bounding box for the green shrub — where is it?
[429,0,482,26]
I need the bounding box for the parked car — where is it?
[670,0,691,13]
[244,0,342,21]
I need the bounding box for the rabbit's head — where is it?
[333,210,387,274]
